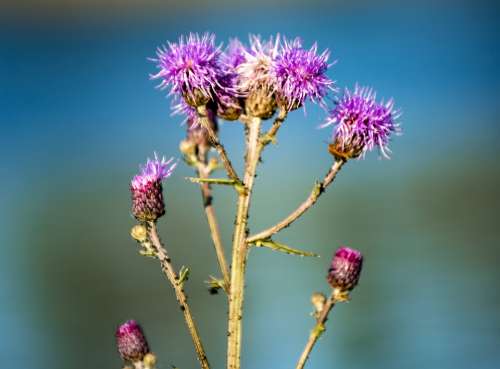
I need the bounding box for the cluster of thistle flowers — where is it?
[150,32,400,159]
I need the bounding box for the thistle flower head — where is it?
[274,38,335,111]
[236,34,280,95]
[151,33,228,107]
[327,246,363,292]
[131,154,177,222]
[115,320,149,363]
[326,85,401,159]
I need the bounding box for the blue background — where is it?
[1,1,499,368]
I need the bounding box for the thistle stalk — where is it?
[227,116,262,369]
[196,147,231,292]
[147,222,211,369]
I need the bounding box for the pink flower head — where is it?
[131,154,177,222]
[116,320,149,362]
[327,246,363,291]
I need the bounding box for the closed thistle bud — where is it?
[131,154,177,222]
[116,320,149,363]
[327,246,363,292]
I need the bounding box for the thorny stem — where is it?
[197,105,242,184]
[227,116,262,369]
[196,148,231,293]
[246,158,346,244]
[148,221,211,369]
[295,289,341,369]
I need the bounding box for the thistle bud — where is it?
[143,353,157,367]
[116,320,149,363]
[327,246,363,292]
[131,155,177,222]
[131,224,148,242]
[311,292,326,318]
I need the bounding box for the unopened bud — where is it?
[327,246,363,292]
[131,224,148,242]
[179,139,196,157]
[311,292,326,317]
[116,320,149,363]
[130,155,176,222]
[143,352,157,367]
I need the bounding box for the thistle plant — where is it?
[117,32,401,369]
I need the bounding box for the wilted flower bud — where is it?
[327,246,363,292]
[116,320,149,363]
[237,34,280,119]
[131,154,177,222]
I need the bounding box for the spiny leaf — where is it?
[252,239,319,257]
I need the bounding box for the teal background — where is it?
[1,1,499,368]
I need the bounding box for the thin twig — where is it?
[246,158,346,244]
[295,289,342,369]
[147,222,211,369]
[197,105,242,184]
[195,150,231,293]
[260,109,288,146]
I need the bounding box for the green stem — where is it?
[227,116,262,369]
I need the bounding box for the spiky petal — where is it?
[151,33,229,107]
[274,38,335,111]
[327,246,363,292]
[115,320,149,363]
[131,154,177,222]
[326,85,401,159]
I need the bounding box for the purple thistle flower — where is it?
[274,38,335,111]
[236,34,281,95]
[131,154,177,222]
[327,246,363,292]
[150,33,231,107]
[116,320,149,363]
[326,85,401,159]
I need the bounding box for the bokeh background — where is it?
[1,0,499,368]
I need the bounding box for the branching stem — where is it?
[247,158,346,244]
[295,289,344,369]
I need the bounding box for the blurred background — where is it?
[1,0,499,368]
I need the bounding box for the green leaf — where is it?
[177,266,190,286]
[252,239,319,257]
